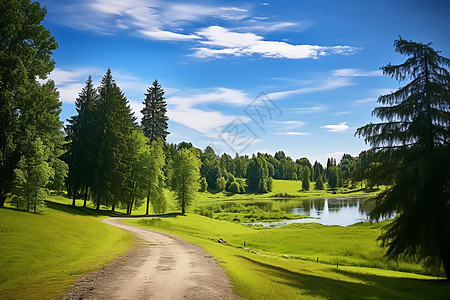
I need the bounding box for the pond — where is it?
[243,197,376,227]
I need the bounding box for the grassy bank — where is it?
[0,197,133,299]
[124,215,449,299]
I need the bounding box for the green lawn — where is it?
[0,196,133,300]
[124,214,449,300]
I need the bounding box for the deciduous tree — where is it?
[171,148,201,214]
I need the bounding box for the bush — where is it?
[228,181,240,194]
[216,177,226,192]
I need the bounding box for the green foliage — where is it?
[266,177,273,192]
[141,79,169,142]
[246,156,269,193]
[12,138,52,213]
[0,0,59,208]
[216,177,226,192]
[65,76,99,205]
[171,148,201,214]
[356,38,450,279]
[147,138,167,214]
[199,177,208,192]
[314,175,324,190]
[327,166,341,188]
[228,181,240,194]
[301,167,310,190]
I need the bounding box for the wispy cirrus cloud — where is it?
[274,131,309,136]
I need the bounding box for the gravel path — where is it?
[65,217,237,300]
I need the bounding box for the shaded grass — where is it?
[125,214,449,299]
[0,197,133,300]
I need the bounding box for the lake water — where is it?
[244,197,375,227]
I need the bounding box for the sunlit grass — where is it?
[0,196,133,300]
[125,214,448,299]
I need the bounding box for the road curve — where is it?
[70,217,237,300]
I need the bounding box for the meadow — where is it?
[0,195,133,299]
[1,180,448,299]
[125,215,449,299]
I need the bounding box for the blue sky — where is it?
[40,0,450,165]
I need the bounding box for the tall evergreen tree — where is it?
[93,69,135,210]
[141,80,169,143]
[0,0,58,208]
[356,38,450,280]
[65,76,99,205]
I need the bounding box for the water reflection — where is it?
[244,198,376,227]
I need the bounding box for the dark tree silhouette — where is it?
[356,37,450,280]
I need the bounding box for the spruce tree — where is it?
[141,80,169,143]
[94,69,135,210]
[356,38,450,280]
[65,76,99,205]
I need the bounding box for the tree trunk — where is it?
[96,197,100,210]
[72,190,76,206]
[182,198,185,214]
[0,195,6,208]
[111,201,116,212]
[146,185,150,215]
[83,186,88,208]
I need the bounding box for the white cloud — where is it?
[139,29,200,41]
[267,77,353,100]
[321,122,350,132]
[45,68,98,103]
[272,120,306,128]
[166,88,254,136]
[274,131,309,135]
[194,26,357,59]
[353,97,377,105]
[50,1,358,60]
[291,106,328,114]
[168,106,237,134]
[333,68,382,77]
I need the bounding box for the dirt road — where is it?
[66,218,237,300]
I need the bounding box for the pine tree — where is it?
[356,37,450,280]
[315,176,324,190]
[65,76,99,205]
[94,69,135,210]
[141,80,169,143]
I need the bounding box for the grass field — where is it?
[124,214,449,299]
[0,195,133,300]
[2,180,447,299]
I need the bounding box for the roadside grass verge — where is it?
[0,197,133,300]
[124,214,449,299]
